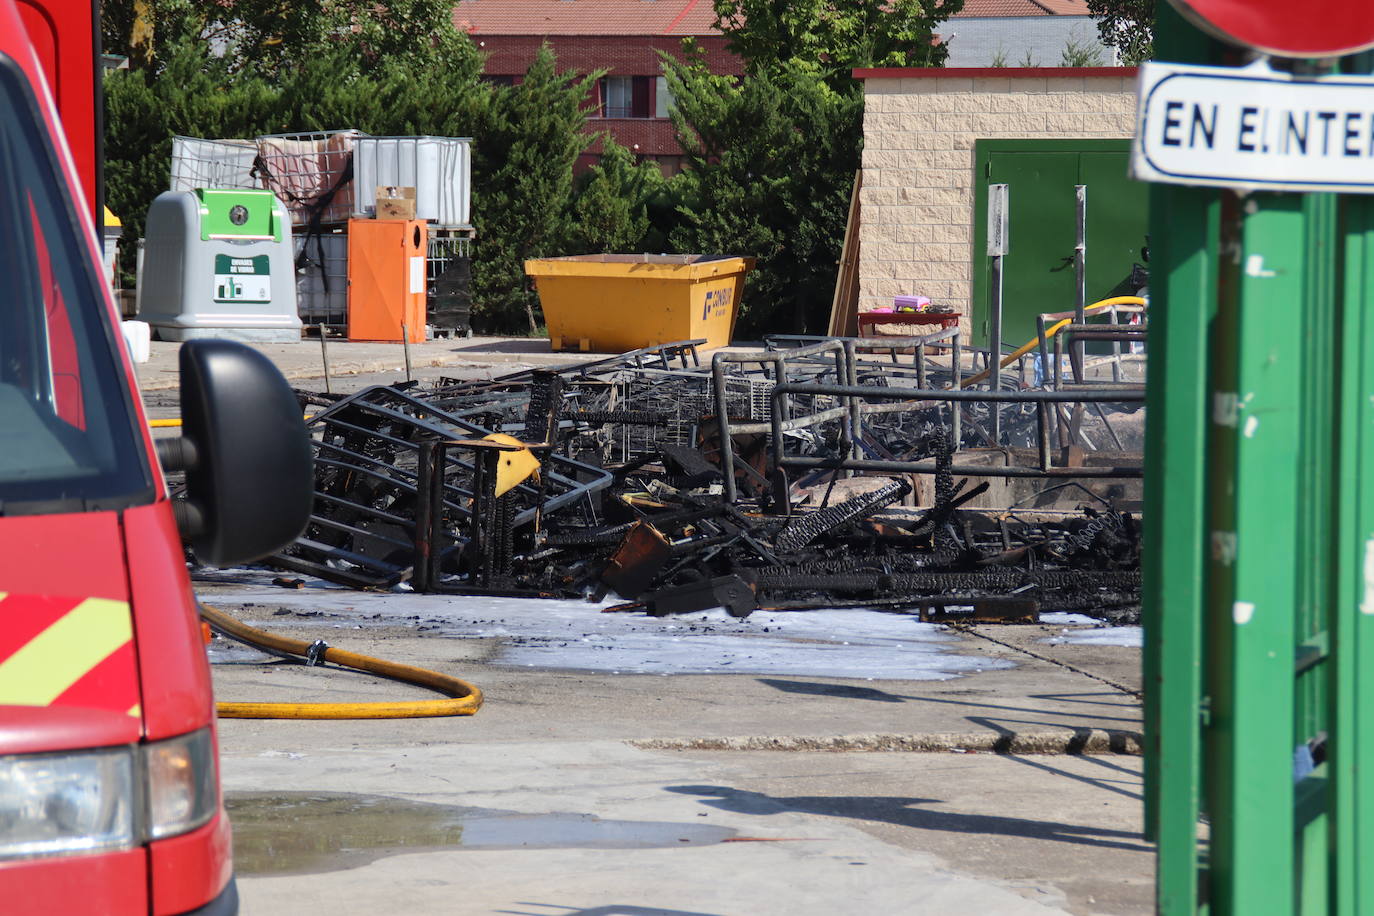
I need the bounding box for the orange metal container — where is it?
[347,218,427,342]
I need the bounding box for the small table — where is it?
[857,311,959,337]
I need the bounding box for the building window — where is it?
[654,76,674,119]
[601,76,633,117]
[483,74,516,87]
[599,76,650,118]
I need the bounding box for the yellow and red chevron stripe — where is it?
[0,593,140,716]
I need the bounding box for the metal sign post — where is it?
[987,183,1008,442]
[1072,184,1087,387]
[1143,3,1374,913]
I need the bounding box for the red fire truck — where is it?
[0,1,312,912]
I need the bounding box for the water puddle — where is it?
[226,791,736,875]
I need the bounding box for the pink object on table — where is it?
[893,295,931,311]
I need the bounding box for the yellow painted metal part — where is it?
[150,413,316,428]
[525,254,755,353]
[482,433,541,497]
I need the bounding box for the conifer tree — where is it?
[468,47,595,332]
[566,137,660,254]
[660,1,955,336]
[664,57,860,335]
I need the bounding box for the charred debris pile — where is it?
[268,336,1144,624]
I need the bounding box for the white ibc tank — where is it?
[137,189,302,343]
[352,136,472,228]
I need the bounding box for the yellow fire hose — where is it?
[959,295,1146,388]
[151,415,315,428]
[198,603,483,719]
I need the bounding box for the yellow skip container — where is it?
[525,254,754,352]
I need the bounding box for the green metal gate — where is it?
[1144,6,1374,912]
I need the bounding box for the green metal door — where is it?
[1081,151,1151,301]
[973,140,1149,349]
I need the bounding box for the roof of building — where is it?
[453,0,723,36]
[952,0,1091,18]
[452,0,1090,38]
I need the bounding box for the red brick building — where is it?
[452,0,742,173]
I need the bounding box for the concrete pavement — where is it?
[222,739,1144,915]
[202,599,1151,916]
[134,335,606,391]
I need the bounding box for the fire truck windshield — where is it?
[0,54,151,514]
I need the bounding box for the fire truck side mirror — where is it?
[163,339,314,566]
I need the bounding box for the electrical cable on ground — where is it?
[947,622,1142,699]
[198,602,483,719]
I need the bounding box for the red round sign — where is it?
[1170,0,1374,57]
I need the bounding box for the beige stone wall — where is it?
[858,73,1137,337]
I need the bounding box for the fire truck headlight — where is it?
[0,747,136,860]
[144,728,216,840]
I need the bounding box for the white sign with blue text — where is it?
[1132,60,1374,194]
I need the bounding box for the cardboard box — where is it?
[375,185,416,220]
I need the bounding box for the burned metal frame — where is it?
[1044,322,1148,453]
[269,330,1144,614]
[311,386,606,520]
[768,329,966,441]
[765,328,964,393]
[419,340,710,444]
[711,339,851,504]
[428,339,706,394]
[766,382,1144,508]
[1035,305,1147,391]
[712,328,966,504]
[272,385,613,590]
[1052,324,1148,390]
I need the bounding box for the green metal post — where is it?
[1205,195,1318,913]
[1332,192,1374,914]
[1142,181,1215,911]
[1292,194,1337,916]
[1143,7,1216,911]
